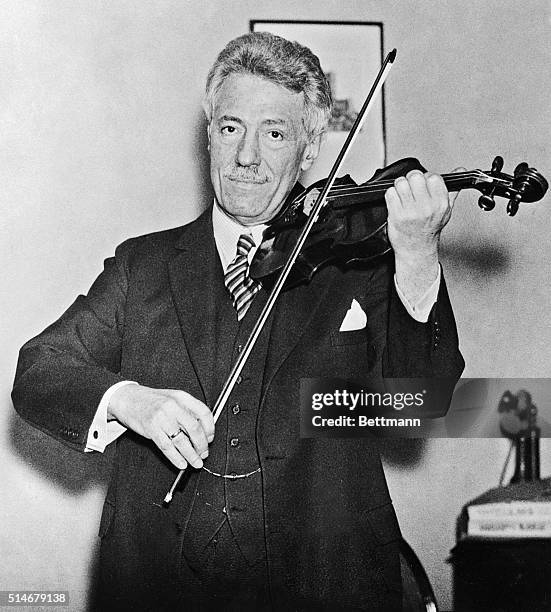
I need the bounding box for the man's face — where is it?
[208,73,321,226]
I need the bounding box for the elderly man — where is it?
[13,32,463,611]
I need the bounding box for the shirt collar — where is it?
[212,200,267,271]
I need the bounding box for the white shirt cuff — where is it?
[84,380,136,452]
[394,266,441,323]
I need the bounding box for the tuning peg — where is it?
[507,193,522,216]
[478,194,496,211]
[491,156,504,174]
[514,162,529,177]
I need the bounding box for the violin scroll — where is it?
[476,156,548,217]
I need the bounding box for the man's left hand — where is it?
[385,169,456,305]
[386,169,452,259]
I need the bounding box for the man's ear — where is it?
[206,122,211,151]
[301,133,322,172]
[203,100,212,151]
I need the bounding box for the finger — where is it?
[175,410,210,459]
[173,391,215,442]
[393,176,414,207]
[152,430,189,470]
[406,169,431,206]
[426,173,450,208]
[170,429,206,468]
[385,187,402,221]
[154,407,206,468]
[449,166,467,205]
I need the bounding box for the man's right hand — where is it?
[107,384,214,470]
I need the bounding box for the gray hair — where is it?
[204,31,332,139]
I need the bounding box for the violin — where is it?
[251,155,548,289]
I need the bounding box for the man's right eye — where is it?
[221,126,236,134]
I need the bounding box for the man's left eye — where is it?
[268,131,283,140]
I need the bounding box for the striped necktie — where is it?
[224,234,261,321]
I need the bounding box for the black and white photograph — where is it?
[1,2,550,611]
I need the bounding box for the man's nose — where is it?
[236,132,261,167]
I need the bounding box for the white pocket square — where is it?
[339,299,367,332]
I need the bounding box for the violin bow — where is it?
[164,49,397,503]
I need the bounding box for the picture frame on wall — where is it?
[250,20,386,186]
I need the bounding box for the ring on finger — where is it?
[169,428,185,440]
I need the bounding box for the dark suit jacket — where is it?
[12,207,464,611]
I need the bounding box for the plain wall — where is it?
[1,1,550,610]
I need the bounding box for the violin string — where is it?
[316,171,483,201]
[323,172,479,197]
[291,173,479,208]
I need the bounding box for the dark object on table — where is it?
[450,478,551,611]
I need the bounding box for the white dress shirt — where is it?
[86,201,440,451]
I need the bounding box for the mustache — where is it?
[223,165,271,184]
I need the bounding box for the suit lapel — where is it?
[263,267,335,394]
[167,208,221,407]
